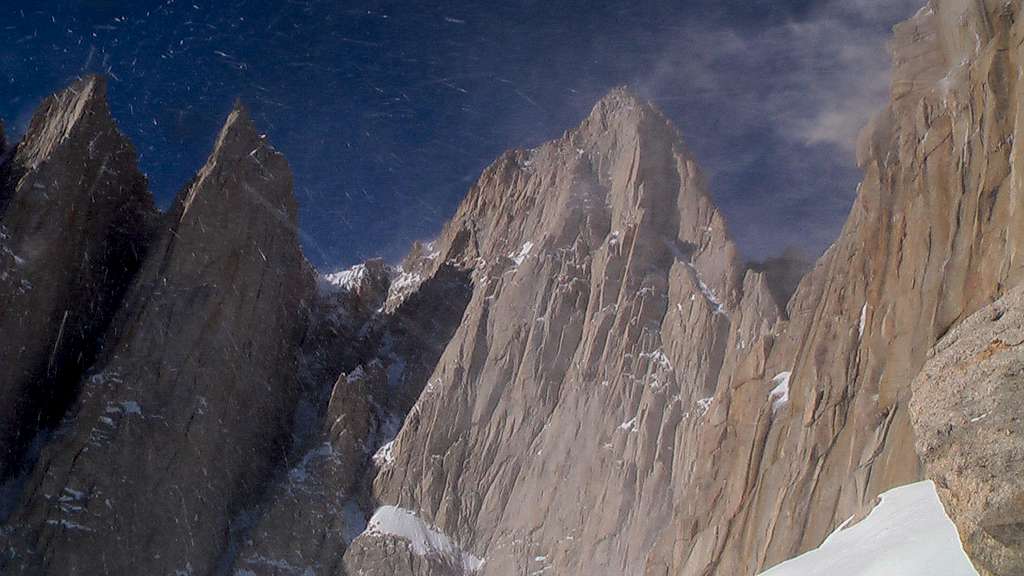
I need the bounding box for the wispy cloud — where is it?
[631,0,922,259]
[643,0,921,158]
[781,0,923,154]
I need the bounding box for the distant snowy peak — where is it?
[321,259,397,295]
[322,264,371,293]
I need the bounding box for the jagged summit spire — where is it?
[584,85,650,124]
[576,85,695,165]
[15,74,115,168]
[594,85,645,108]
[0,73,154,488]
[177,100,292,221]
[213,99,260,152]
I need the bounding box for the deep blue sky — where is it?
[0,0,920,270]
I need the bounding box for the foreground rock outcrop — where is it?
[0,76,155,480]
[1,103,315,575]
[912,285,1024,576]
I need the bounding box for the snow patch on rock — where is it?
[372,440,395,467]
[388,270,424,299]
[640,349,672,371]
[365,505,485,572]
[769,372,791,413]
[509,241,534,266]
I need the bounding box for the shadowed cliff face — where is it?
[0,76,156,484]
[0,101,316,575]
[233,258,475,575]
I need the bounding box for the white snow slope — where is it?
[758,480,978,576]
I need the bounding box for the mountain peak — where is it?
[14,74,112,169]
[594,85,645,109]
[584,85,653,127]
[178,103,291,222]
[575,86,694,169]
[212,100,260,155]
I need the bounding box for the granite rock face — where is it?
[653,1,1024,573]
[0,76,155,479]
[340,1,1024,574]
[912,285,1024,576]
[235,365,385,576]
[342,88,745,575]
[2,1,1023,573]
[0,103,315,575]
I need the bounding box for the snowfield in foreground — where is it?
[758,480,977,576]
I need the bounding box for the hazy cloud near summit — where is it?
[642,0,921,158]
[789,0,924,154]
[630,0,922,259]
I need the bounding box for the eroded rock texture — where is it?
[0,76,155,479]
[341,1,1024,574]
[646,1,1024,572]
[342,88,746,575]
[1,0,1023,574]
[912,285,1024,576]
[0,103,315,575]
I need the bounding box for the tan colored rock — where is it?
[343,1,1024,574]
[343,87,744,575]
[1,1,1021,574]
[667,2,1024,572]
[911,285,1024,576]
